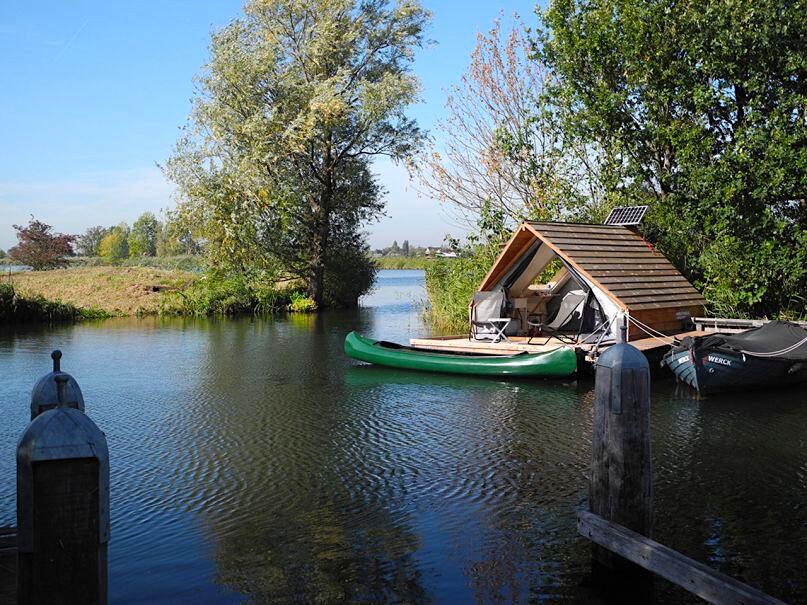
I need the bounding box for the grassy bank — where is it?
[375,256,431,270]
[8,267,199,316]
[0,283,107,322]
[2,266,315,320]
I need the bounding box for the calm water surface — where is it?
[0,270,805,604]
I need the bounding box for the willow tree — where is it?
[166,0,428,306]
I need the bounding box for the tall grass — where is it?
[424,248,498,333]
[0,283,108,323]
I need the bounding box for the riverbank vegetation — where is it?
[419,1,806,327]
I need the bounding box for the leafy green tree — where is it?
[401,239,410,256]
[156,220,200,257]
[128,212,160,257]
[76,226,111,257]
[538,0,806,317]
[0,249,6,259]
[99,223,130,263]
[8,218,76,270]
[166,0,429,307]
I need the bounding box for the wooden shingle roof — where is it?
[480,221,706,312]
[528,222,706,311]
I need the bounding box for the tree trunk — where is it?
[308,181,332,307]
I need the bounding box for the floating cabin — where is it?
[411,209,708,363]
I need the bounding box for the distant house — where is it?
[425,247,457,258]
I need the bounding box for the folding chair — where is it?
[469,290,511,343]
[527,289,587,345]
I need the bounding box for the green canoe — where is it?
[344,331,578,378]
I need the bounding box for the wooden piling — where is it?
[582,343,788,603]
[16,352,109,605]
[590,342,652,574]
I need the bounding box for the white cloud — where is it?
[0,167,175,249]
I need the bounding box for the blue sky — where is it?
[0,0,539,251]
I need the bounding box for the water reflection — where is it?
[0,271,804,604]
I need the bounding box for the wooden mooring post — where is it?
[16,351,109,605]
[580,342,787,605]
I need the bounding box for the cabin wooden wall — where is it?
[629,305,705,339]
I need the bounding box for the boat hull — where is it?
[664,345,807,395]
[344,332,577,378]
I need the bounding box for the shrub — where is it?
[8,218,75,270]
[323,245,377,307]
[288,292,317,313]
[160,272,304,316]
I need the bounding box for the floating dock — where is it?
[409,331,706,368]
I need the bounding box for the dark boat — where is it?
[662,321,807,395]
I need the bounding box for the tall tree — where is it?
[76,226,111,257]
[401,239,410,256]
[99,223,130,263]
[8,218,76,270]
[416,18,602,228]
[128,212,160,257]
[166,0,429,306]
[538,0,806,317]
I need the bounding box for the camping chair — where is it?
[469,290,511,343]
[527,289,587,345]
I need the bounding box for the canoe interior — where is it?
[375,339,532,358]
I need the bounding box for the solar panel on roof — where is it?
[604,205,648,226]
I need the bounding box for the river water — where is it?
[0,270,804,604]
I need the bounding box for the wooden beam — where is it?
[577,511,788,605]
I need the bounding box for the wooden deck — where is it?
[409,330,707,360]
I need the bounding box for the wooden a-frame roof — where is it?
[479,221,707,312]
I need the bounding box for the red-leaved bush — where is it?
[9,218,76,270]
